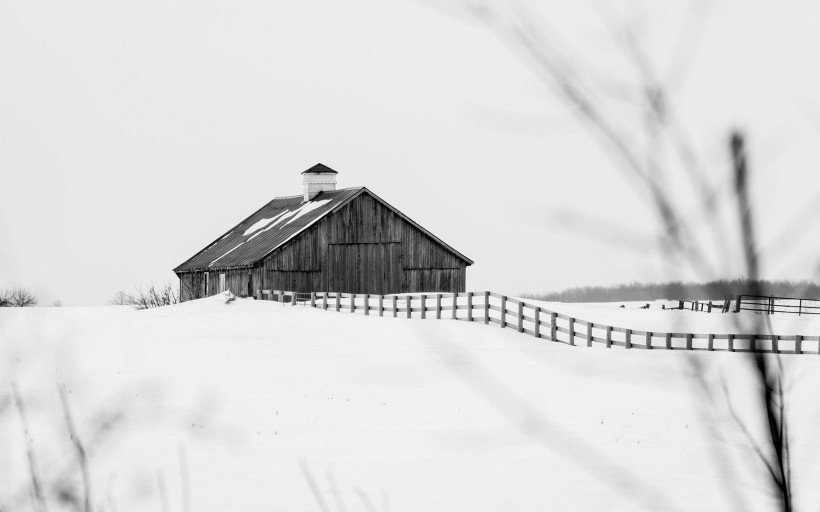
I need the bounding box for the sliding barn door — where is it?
[328,242,401,294]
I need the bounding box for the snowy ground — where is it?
[2,295,819,512]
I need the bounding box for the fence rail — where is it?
[734,295,820,316]
[256,289,819,355]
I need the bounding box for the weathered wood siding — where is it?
[179,191,468,301]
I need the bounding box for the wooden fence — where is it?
[257,289,819,355]
[733,295,820,316]
[672,299,731,313]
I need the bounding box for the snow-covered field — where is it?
[2,295,820,511]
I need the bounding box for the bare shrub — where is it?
[0,288,39,307]
[110,283,179,310]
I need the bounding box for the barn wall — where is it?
[177,267,258,302]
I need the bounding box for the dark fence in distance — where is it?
[256,289,819,355]
[670,299,731,313]
[734,295,820,315]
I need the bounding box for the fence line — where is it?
[733,295,820,316]
[256,289,819,355]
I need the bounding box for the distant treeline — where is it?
[524,279,820,303]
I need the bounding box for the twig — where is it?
[11,382,48,512]
[58,384,92,512]
[300,461,331,512]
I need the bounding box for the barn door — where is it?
[328,242,401,294]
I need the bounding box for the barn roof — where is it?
[174,187,473,272]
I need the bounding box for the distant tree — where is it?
[0,288,38,307]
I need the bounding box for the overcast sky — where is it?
[2,0,820,305]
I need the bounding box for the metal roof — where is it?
[301,163,338,174]
[174,187,473,272]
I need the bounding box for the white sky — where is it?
[2,0,820,305]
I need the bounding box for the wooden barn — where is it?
[174,164,473,301]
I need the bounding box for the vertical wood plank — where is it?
[550,313,557,340]
[336,293,340,312]
[351,293,356,313]
[310,292,316,308]
[452,292,458,320]
[406,296,411,319]
[379,295,384,317]
[606,326,612,348]
[772,334,779,353]
[796,334,803,354]
[587,322,593,347]
[568,318,575,345]
[625,329,632,349]
[534,307,540,338]
[467,292,473,322]
[500,296,507,328]
[518,302,524,333]
[364,293,370,316]
[323,292,328,310]
[421,295,426,320]
[436,294,442,319]
[392,296,397,318]
[291,293,297,306]
[728,334,734,352]
[685,334,693,350]
[484,291,490,324]
[645,331,651,349]
[707,334,714,351]
[665,333,671,350]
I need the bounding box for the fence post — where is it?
[796,335,803,354]
[256,289,262,301]
[364,294,370,316]
[392,296,397,318]
[568,318,575,345]
[323,292,328,310]
[707,301,712,313]
[436,294,442,319]
[678,300,683,310]
[420,295,426,320]
[406,296,412,319]
[379,295,384,317]
[728,334,734,352]
[500,296,507,328]
[336,293,341,312]
[452,292,458,320]
[799,299,803,316]
[645,331,652,349]
[534,307,541,338]
[734,295,741,313]
[292,293,297,306]
[467,292,473,322]
[517,302,524,333]
[484,291,490,324]
[707,334,714,351]
[665,333,671,350]
[772,334,779,353]
[310,292,316,308]
[625,328,631,349]
[550,312,557,340]
[587,322,593,347]
[606,326,612,348]
[685,334,693,350]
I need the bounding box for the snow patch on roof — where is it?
[210,242,245,267]
[285,199,332,225]
[243,212,288,236]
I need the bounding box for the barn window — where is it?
[219,273,226,293]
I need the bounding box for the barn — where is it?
[174,164,473,301]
